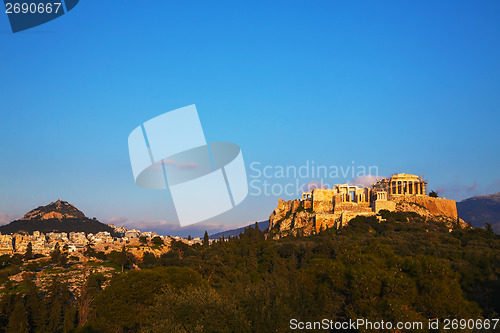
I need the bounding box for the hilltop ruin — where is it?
[269,173,467,238]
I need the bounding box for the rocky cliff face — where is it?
[392,196,457,219]
[268,199,315,238]
[392,196,468,229]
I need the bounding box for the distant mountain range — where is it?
[209,220,269,239]
[0,199,118,236]
[457,192,500,233]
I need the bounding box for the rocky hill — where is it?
[269,195,467,239]
[21,199,86,220]
[0,199,118,236]
[457,192,500,233]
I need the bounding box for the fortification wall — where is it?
[314,213,340,233]
[374,200,396,213]
[312,189,334,212]
[393,196,458,219]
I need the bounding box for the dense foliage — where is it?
[0,218,118,237]
[0,212,499,332]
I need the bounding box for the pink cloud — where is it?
[437,180,478,195]
[104,216,128,225]
[104,216,224,232]
[350,174,385,188]
[0,212,19,225]
[302,180,328,192]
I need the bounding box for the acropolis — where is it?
[269,173,462,237]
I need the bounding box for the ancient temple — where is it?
[372,173,427,199]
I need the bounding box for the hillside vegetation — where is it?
[0,211,499,332]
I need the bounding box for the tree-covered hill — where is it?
[0,211,499,332]
[0,217,117,236]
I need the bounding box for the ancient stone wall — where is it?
[314,213,340,233]
[312,189,334,212]
[374,200,396,213]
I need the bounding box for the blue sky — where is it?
[0,0,499,237]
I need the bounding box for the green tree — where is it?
[140,252,157,269]
[84,243,97,258]
[50,243,61,264]
[91,267,206,331]
[139,236,148,244]
[78,271,105,327]
[203,231,209,247]
[485,223,494,235]
[152,236,163,246]
[187,235,192,241]
[50,242,68,266]
[43,277,71,332]
[109,246,135,272]
[24,242,33,261]
[6,300,29,333]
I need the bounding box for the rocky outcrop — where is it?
[393,196,458,219]
[269,195,468,239]
[268,199,315,238]
[393,196,467,228]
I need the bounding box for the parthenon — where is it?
[372,173,427,199]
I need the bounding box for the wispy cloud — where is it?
[350,174,385,188]
[104,216,225,237]
[436,181,478,195]
[0,212,19,225]
[302,180,328,192]
[487,179,500,193]
[104,216,128,225]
